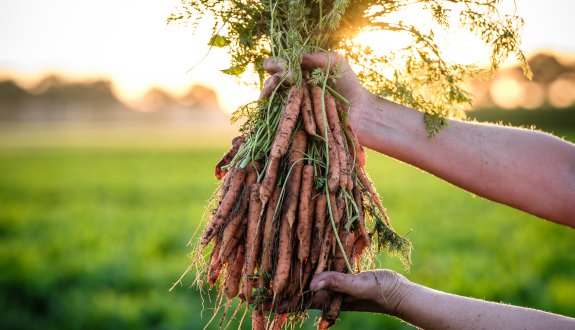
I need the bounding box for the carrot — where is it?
[353,187,370,253]
[341,109,366,169]
[301,259,313,292]
[269,313,288,330]
[310,85,340,192]
[218,192,249,261]
[270,86,303,158]
[208,236,223,286]
[215,136,244,180]
[322,295,343,328]
[243,183,263,301]
[310,86,327,137]
[260,156,280,206]
[315,194,340,274]
[200,167,247,252]
[323,229,355,328]
[358,167,391,227]
[318,317,331,330]
[324,93,349,190]
[224,243,245,299]
[260,186,281,288]
[315,224,333,274]
[297,165,314,262]
[260,72,282,100]
[272,212,293,295]
[284,129,307,228]
[219,211,247,263]
[310,193,327,265]
[326,131,340,193]
[301,83,316,136]
[251,307,265,330]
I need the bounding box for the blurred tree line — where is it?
[0,52,574,124]
[0,76,223,123]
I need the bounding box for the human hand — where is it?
[309,270,412,315]
[262,53,374,145]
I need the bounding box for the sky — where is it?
[0,0,574,112]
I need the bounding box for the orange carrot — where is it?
[251,307,266,330]
[324,93,349,190]
[318,316,331,330]
[243,183,263,301]
[301,84,316,136]
[353,187,370,252]
[208,237,223,286]
[297,165,314,262]
[315,224,333,274]
[310,85,340,192]
[260,156,280,206]
[342,110,366,169]
[219,211,247,263]
[272,213,293,295]
[316,194,339,274]
[323,230,355,328]
[284,130,307,228]
[215,136,244,180]
[310,86,327,137]
[218,193,248,261]
[200,167,247,252]
[269,313,288,330]
[326,130,340,193]
[260,186,281,288]
[310,193,327,265]
[224,244,245,299]
[358,167,391,227]
[270,86,303,158]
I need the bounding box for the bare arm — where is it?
[296,53,575,227]
[355,95,575,227]
[310,270,575,330]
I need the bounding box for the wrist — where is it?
[370,270,413,316]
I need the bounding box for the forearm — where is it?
[354,95,575,226]
[394,282,575,330]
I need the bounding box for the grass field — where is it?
[0,122,574,329]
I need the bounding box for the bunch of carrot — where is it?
[190,66,410,329]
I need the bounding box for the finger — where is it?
[259,72,282,100]
[301,52,344,71]
[263,57,282,74]
[309,271,368,297]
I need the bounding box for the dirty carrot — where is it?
[260,156,280,206]
[325,93,349,190]
[284,129,307,228]
[270,86,303,158]
[215,136,244,180]
[310,193,327,265]
[297,165,314,262]
[272,213,293,295]
[301,82,316,136]
[243,183,263,301]
[260,186,281,288]
[224,244,245,299]
[200,167,247,252]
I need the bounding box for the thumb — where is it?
[310,271,366,297]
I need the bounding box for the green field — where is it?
[0,122,574,329]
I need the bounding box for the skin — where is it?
[263,54,575,329]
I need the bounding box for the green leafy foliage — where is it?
[170,0,530,125]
